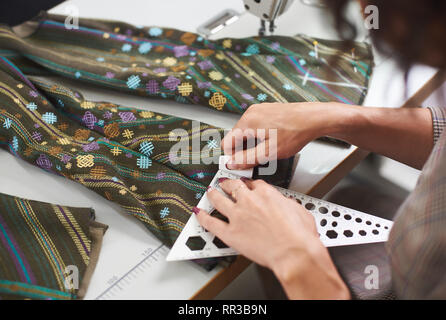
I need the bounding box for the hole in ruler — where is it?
[376,224,381,228]
[372,230,379,235]
[332,211,340,217]
[332,221,337,227]
[212,236,229,249]
[320,219,327,227]
[359,230,367,236]
[384,226,389,230]
[305,203,315,210]
[355,218,362,223]
[186,236,206,251]
[296,198,302,204]
[326,230,338,239]
[319,206,328,214]
[344,214,351,220]
[366,221,372,225]
[343,230,353,237]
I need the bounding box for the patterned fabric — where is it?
[387,106,446,299]
[0,192,105,300]
[427,106,446,144]
[0,13,373,114]
[0,56,221,252]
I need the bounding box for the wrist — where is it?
[272,241,350,299]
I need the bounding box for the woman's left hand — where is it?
[194,178,350,299]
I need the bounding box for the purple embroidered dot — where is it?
[197,60,213,71]
[241,103,248,109]
[241,93,254,100]
[34,123,40,128]
[197,81,211,89]
[174,45,189,57]
[235,45,241,51]
[234,73,240,78]
[116,34,127,40]
[29,90,38,97]
[125,153,133,158]
[156,172,166,180]
[82,141,100,152]
[142,73,148,76]
[189,57,196,62]
[103,111,113,119]
[145,63,151,67]
[105,72,115,79]
[31,131,42,141]
[158,124,164,129]
[118,112,136,122]
[74,92,81,98]
[266,56,275,63]
[192,95,200,103]
[154,67,167,74]
[163,76,181,91]
[61,154,72,164]
[271,42,280,50]
[125,29,132,36]
[82,111,97,129]
[36,154,52,170]
[146,80,159,94]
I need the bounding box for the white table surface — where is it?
[0,0,438,299]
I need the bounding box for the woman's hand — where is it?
[194,177,350,299]
[222,102,351,170]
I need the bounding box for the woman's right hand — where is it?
[222,102,353,169]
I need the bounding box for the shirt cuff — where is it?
[427,106,446,145]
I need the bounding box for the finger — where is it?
[206,187,236,218]
[226,140,273,170]
[221,127,256,155]
[218,178,250,201]
[195,208,228,239]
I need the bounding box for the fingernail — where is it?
[192,207,200,214]
[240,177,251,182]
[218,177,228,184]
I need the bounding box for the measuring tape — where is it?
[166,157,393,261]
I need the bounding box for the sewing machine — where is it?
[198,0,327,37]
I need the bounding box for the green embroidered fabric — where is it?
[0,192,106,300]
[0,14,373,275]
[0,14,373,113]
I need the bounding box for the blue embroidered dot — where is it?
[75,71,82,78]
[197,36,203,42]
[138,42,152,54]
[309,51,316,57]
[122,43,132,52]
[26,102,37,111]
[137,156,152,169]
[96,57,105,62]
[139,141,154,156]
[257,93,268,101]
[126,75,141,89]
[246,44,260,54]
[12,136,19,151]
[149,27,163,37]
[42,112,57,124]
[112,177,119,182]
[204,91,211,98]
[160,207,170,218]
[3,118,12,129]
[299,58,306,66]
[282,83,293,90]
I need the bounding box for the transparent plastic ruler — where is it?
[166,156,393,261]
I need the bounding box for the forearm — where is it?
[320,103,434,169]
